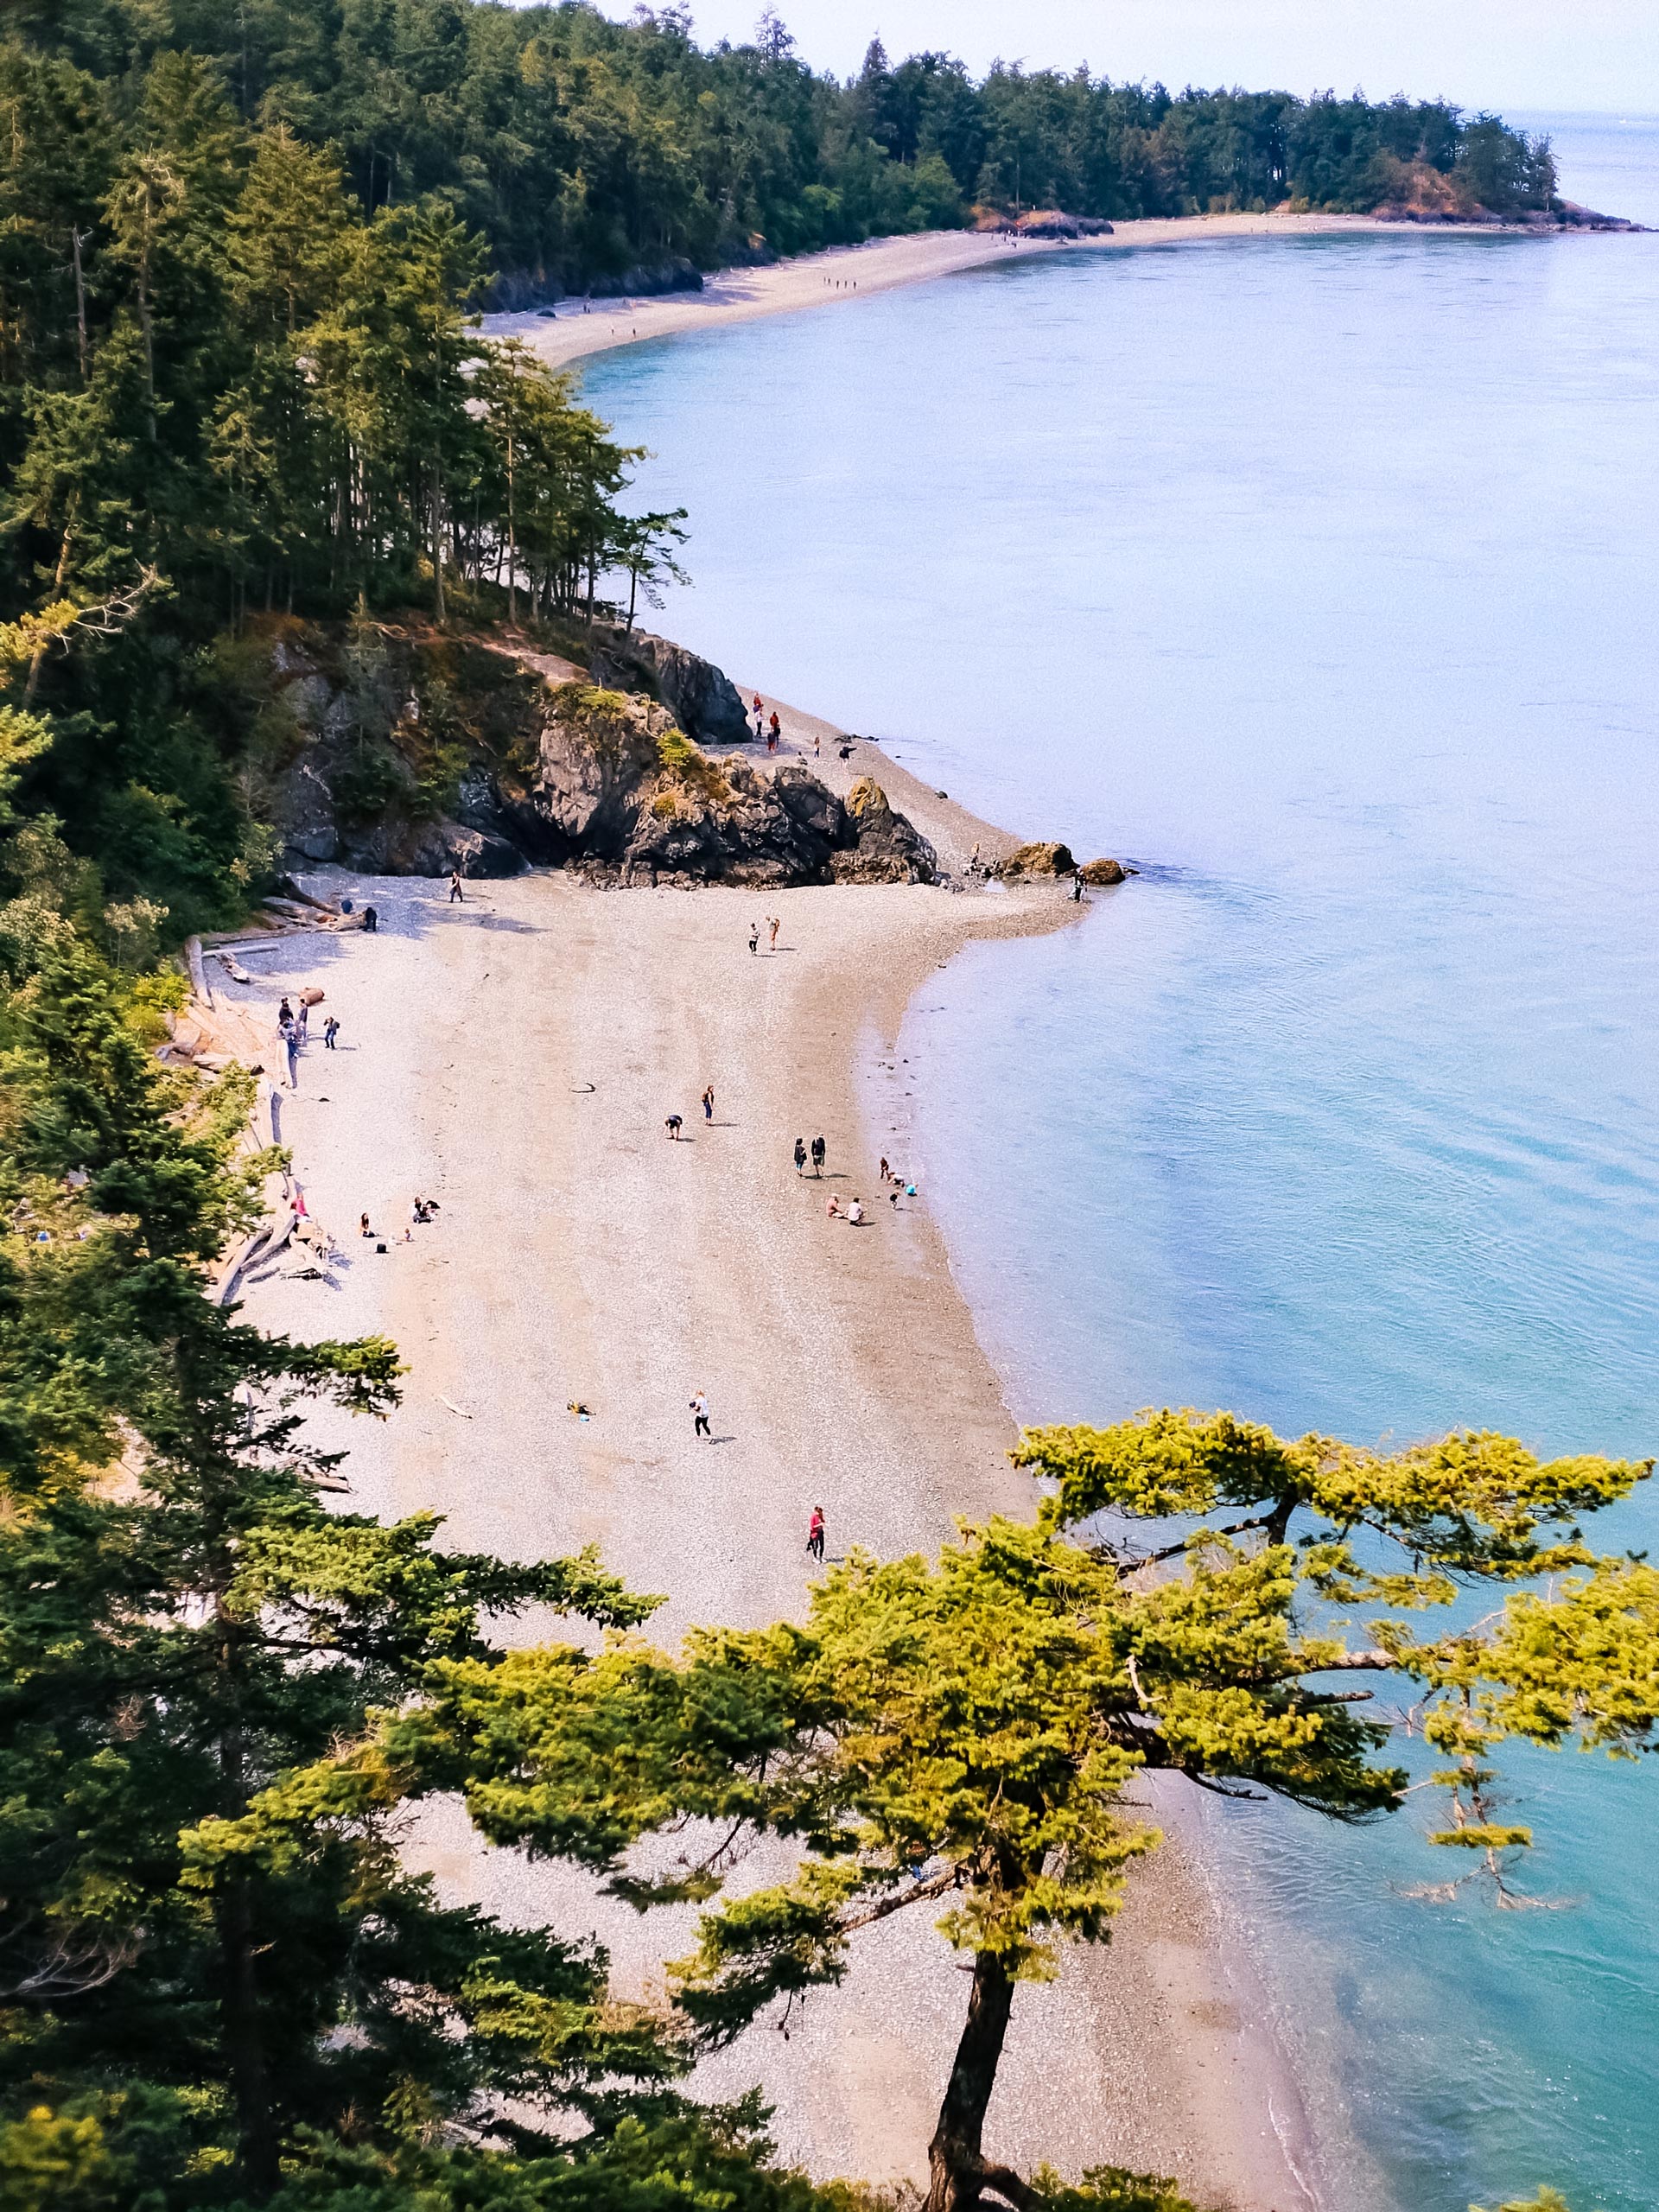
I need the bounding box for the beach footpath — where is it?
[222,838,1316,2210]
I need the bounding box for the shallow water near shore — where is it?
[579,119,1659,2212]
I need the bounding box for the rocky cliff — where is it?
[258,621,934,888]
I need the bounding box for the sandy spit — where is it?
[487,212,1491,370]
[229,736,1317,2209]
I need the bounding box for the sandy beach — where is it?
[219,709,1318,2209]
[487,212,1459,371]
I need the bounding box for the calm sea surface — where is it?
[575,119,1659,2212]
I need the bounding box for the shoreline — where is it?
[216,718,1317,2209]
[487,211,1551,371]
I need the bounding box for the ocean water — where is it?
[575,121,1659,2212]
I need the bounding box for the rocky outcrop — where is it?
[1078,856,1127,886]
[587,628,751,747]
[1000,840,1077,880]
[527,687,935,887]
[264,631,536,878]
[257,622,934,889]
[1010,211,1114,238]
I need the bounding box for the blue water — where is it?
[575,122,1659,2212]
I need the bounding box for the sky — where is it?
[597,3,1659,117]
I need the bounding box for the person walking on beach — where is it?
[278,996,294,1030]
[768,915,781,950]
[665,1113,683,1140]
[283,1021,300,1090]
[806,1505,825,1562]
[748,921,760,955]
[296,1000,309,1040]
[449,869,465,904]
[794,1137,807,1174]
[767,713,780,753]
[810,1134,825,1176]
[702,1085,715,1123]
[323,1016,340,1050]
[690,1390,710,1440]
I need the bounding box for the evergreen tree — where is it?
[382,1414,1652,2212]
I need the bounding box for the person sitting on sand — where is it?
[825,1194,842,1219]
[359,1213,372,1238]
[846,1197,864,1225]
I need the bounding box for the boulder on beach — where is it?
[1078,857,1127,886]
[832,778,938,885]
[1000,840,1077,879]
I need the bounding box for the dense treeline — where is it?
[21,3,1557,294]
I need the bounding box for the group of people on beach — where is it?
[747,916,782,954]
[358,1195,440,1249]
[276,994,340,1089]
[750,695,782,750]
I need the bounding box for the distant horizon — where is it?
[584,5,1659,119]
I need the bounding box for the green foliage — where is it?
[0,925,697,2201]
[1031,2167,1203,2212]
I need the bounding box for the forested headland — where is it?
[16,3,1560,301]
[0,0,1559,939]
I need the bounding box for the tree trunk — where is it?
[925,1950,1028,2212]
[24,502,78,702]
[71,226,88,383]
[217,1870,279,2198]
[431,466,446,621]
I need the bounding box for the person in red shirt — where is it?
[806,1505,825,1562]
